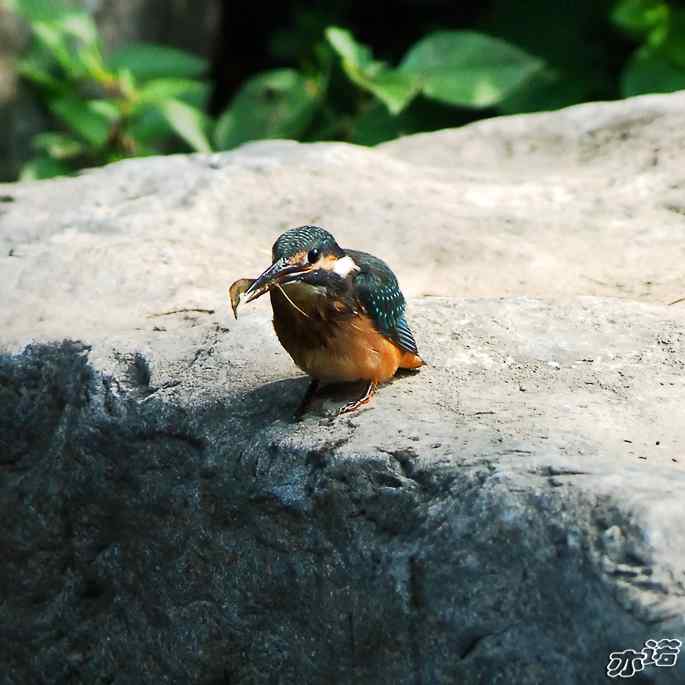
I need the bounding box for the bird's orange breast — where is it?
[270,284,422,384]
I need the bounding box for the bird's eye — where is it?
[307,247,321,264]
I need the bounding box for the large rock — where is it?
[3,92,685,344]
[1,93,685,684]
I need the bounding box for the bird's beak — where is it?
[243,256,310,303]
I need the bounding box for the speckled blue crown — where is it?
[272,225,342,259]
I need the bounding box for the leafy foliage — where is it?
[213,26,544,150]
[325,27,418,114]
[613,0,685,96]
[9,0,685,180]
[399,31,543,108]
[215,69,321,149]
[8,0,211,179]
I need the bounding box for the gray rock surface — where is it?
[2,92,685,345]
[2,92,685,684]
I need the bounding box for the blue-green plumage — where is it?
[240,224,422,416]
[273,225,343,261]
[267,226,418,354]
[269,228,418,355]
[345,250,419,356]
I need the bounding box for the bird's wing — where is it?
[346,250,419,356]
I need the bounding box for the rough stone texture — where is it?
[1,93,685,684]
[3,92,685,344]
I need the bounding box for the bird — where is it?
[237,225,423,417]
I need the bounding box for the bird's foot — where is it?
[294,378,320,420]
[337,381,376,415]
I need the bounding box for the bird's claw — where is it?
[337,400,365,415]
[336,380,376,415]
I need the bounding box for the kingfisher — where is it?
[234,225,423,417]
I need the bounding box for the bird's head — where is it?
[242,225,358,303]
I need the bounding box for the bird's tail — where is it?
[399,352,424,369]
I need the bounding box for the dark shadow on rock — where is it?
[394,366,424,378]
[235,376,375,422]
[235,371,424,423]
[231,376,308,423]
[4,338,683,685]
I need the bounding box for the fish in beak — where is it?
[228,278,255,318]
[242,256,311,303]
[228,256,311,319]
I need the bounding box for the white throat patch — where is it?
[333,255,360,277]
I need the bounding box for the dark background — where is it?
[3,0,685,180]
[213,0,629,114]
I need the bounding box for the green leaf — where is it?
[611,0,669,38]
[348,97,473,146]
[349,103,406,145]
[129,84,210,150]
[48,95,111,146]
[177,81,210,110]
[497,67,594,114]
[326,27,418,114]
[32,21,79,75]
[6,0,72,23]
[18,5,100,77]
[214,69,320,150]
[135,78,208,107]
[20,157,72,181]
[16,55,62,89]
[621,47,685,96]
[87,99,120,122]
[107,43,208,81]
[326,26,374,70]
[32,132,84,159]
[78,46,111,82]
[59,12,98,47]
[400,30,544,108]
[357,69,419,115]
[158,99,212,152]
[117,67,137,98]
[128,108,174,145]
